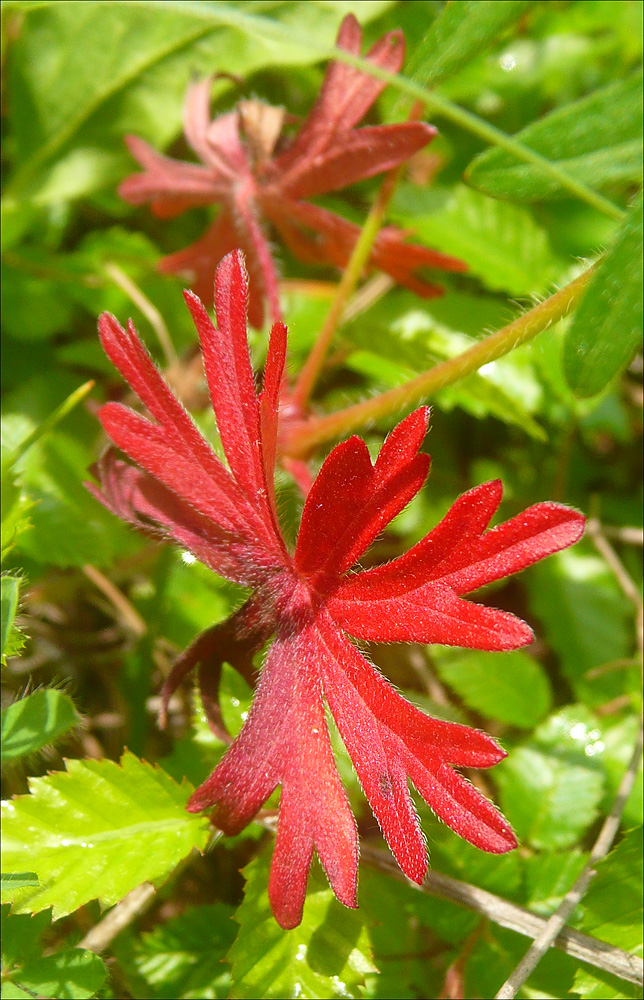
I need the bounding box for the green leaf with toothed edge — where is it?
[0,751,209,918]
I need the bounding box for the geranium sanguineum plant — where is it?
[119,13,466,328]
[87,250,585,929]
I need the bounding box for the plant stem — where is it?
[282,264,597,458]
[290,168,401,410]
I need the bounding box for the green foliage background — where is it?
[1,2,642,998]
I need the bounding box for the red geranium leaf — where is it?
[90,250,584,929]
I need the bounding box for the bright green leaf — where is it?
[345,294,547,439]
[564,194,643,397]
[229,846,376,999]
[0,751,209,918]
[466,70,643,200]
[433,649,552,728]
[1,690,80,762]
[579,827,643,953]
[15,432,140,568]
[521,850,587,916]
[391,184,557,295]
[496,708,605,849]
[407,0,534,88]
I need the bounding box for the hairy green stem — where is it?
[282,264,597,459]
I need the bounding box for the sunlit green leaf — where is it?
[564,194,643,397]
[229,846,376,999]
[433,649,552,728]
[572,967,643,999]
[1,690,79,762]
[496,708,605,849]
[0,576,20,664]
[466,70,643,200]
[521,850,587,916]
[1,751,209,917]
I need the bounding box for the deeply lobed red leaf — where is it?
[89,250,585,928]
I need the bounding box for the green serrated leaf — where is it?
[1,905,51,967]
[15,432,139,568]
[345,297,547,439]
[114,903,236,999]
[407,0,535,88]
[579,827,643,953]
[496,708,605,849]
[0,471,33,564]
[391,184,556,295]
[433,649,552,728]
[466,70,643,201]
[564,194,643,397]
[0,751,209,918]
[1,690,80,763]
[229,846,376,999]
[11,950,107,1000]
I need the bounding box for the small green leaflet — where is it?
[1,690,79,762]
[1,751,209,918]
[466,69,643,200]
[1,874,39,892]
[229,845,376,999]
[564,193,643,397]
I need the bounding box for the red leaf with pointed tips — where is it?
[89,250,585,928]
